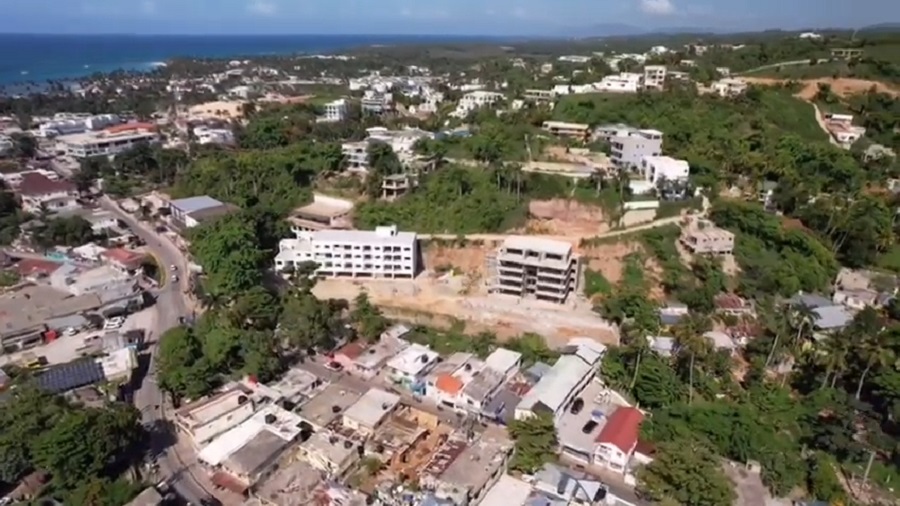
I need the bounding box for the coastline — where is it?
[0,33,510,89]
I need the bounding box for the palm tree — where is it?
[622,317,658,391]
[673,313,712,404]
[763,305,791,368]
[854,330,895,400]
[786,303,818,356]
[815,331,853,389]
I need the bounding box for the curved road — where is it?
[99,197,210,505]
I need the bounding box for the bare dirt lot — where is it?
[313,278,620,347]
[580,241,667,301]
[523,199,611,237]
[742,77,899,99]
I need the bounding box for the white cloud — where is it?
[640,0,675,15]
[247,0,277,16]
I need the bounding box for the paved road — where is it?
[99,197,210,505]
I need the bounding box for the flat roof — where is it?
[438,429,512,491]
[480,475,534,506]
[175,386,251,428]
[342,388,401,429]
[298,383,363,429]
[484,348,522,374]
[518,355,593,414]
[300,429,359,469]
[168,195,226,214]
[0,285,103,338]
[501,236,573,257]
[60,129,157,146]
[223,429,289,478]
[312,228,418,248]
[293,201,352,220]
[198,405,305,467]
[386,344,439,376]
[556,379,620,454]
[252,460,323,506]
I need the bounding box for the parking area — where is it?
[556,379,624,464]
[0,307,156,368]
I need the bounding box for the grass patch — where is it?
[876,244,900,274]
[657,196,702,219]
[583,269,613,298]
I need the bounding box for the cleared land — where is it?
[742,77,899,99]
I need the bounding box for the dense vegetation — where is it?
[0,388,146,504]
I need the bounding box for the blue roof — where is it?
[36,359,106,394]
[169,195,226,214]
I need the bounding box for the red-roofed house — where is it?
[594,406,644,473]
[101,248,146,273]
[331,342,366,370]
[17,173,78,214]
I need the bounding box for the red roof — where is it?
[101,248,145,267]
[17,173,75,197]
[104,122,157,134]
[336,342,366,360]
[15,258,63,277]
[595,407,644,453]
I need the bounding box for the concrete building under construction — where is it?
[486,237,582,305]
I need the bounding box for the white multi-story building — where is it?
[594,73,642,93]
[642,65,667,90]
[322,98,349,122]
[193,126,235,145]
[39,113,120,137]
[61,124,160,158]
[274,225,418,279]
[640,155,690,185]
[341,127,433,173]
[451,91,504,118]
[711,78,748,97]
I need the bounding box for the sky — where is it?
[0,0,897,36]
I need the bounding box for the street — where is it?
[99,197,213,505]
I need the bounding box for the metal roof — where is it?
[36,359,106,394]
[169,195,226,214]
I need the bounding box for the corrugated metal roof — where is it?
[518,355,592,414]
[36,359,105,394]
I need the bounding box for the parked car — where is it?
[325,361,343,372]
[570,398,585,414]
[104,317,125,330]
[582,420,599,433]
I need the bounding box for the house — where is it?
[346,333,409,380]
[385,343,439,389]
[484,348,523,379]
[711,78,747,97]
[713,293,754,316]
[542,121,591,141]
[811,305,854,336]
[593,406,645,473]
[101,248,146,273]
[174,385,256,447]
[703,331,738,355]
[648,336,676,357]
[658,301,688,326]
[515,338,606,422]
[425,352,474,408]
[167,195,238,229]
[460,368,505,415]
[341,387,400,436]
[422,428,513,506]
[297,430,360,477]
[680,217,734,255]
[17,173,78,214]
[532,464,608,504]
[479,475,534,506]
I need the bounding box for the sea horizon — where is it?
[0,33,525,89]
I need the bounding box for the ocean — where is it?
[0,33,503,87]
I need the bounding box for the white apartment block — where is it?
[602,127,664,170]
[451,91,505,118]
[486,236,582,305]
[640,156,690,185]
[274,225,418,279]
[61,127,160,158]
[642,65,667,90]
[594,73,642,93]
[340,127,433,173]
[323,98,349,122]
[39,113,120,137]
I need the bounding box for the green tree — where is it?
[350,291,389,342]
[508,412,558,473]
[637,441,736,506]
[156,326,213,399]
[189,213,266,301]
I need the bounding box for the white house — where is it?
[640,155,690,185]
[451,91,505,118]
[594,73,642,93]
[342,388,401,436]
[17,173,79,214]
[322,98,349,122]
[593,406,645,473]
[642,65,667,90]
[385,343,439,387]
[484,348,523,380]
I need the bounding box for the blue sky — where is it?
[0,0,896,35]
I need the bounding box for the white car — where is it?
[104,317,125,330]
[170,264,178,271]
